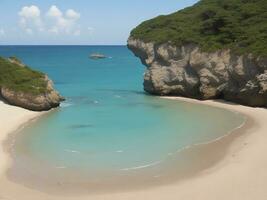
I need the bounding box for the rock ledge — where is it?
[128,37,267,107]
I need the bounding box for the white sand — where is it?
[0,97,267,200]
[0,101,44,177]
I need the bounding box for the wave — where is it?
[120,160,162,171]
[64,149,81,154]
[55,166,67,169]
[60,102,73,108]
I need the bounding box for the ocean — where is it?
[0,46,245,192]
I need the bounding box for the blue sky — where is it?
[0,0,198,45]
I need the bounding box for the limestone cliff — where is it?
[128,37,267,107]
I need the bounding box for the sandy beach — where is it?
[0,97,267,200]
[0,101,44,177]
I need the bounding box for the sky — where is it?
[0,0,199,45]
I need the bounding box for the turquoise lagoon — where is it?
[0,46,245,191]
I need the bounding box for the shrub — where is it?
[0,57,48,95]
[131,0,267,56]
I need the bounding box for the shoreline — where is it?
[0,97,266,199]
[0,101,45,177]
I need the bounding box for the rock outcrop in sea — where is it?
[128,37,267,107]
[89,53,107,59]
[0,57,64,111]
[1,76,64,111]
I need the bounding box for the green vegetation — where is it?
[8,56,23,64]
[0,57,48,95]
[131,0,267,56]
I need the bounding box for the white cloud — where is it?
[19,5,41,18]
[18,5,43,33]
[48,26,59,34]
[46,5,81,35]
[18,5,81,36]
[87,27,95,36]
[66,9,80,20]
[25,28,33,35]
[0,28,5,36]
[73,29,81,36]
[87,27,94,31]
[46,5,62,18]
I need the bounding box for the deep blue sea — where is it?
[0,46,245,192]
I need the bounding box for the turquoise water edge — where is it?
[0,46,245,192]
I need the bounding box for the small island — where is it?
[89,53,107,59]
[0,57,64,111]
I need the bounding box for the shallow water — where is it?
[0,46,245,192]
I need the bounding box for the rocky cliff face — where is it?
[128,37,267,107]
[0,75,64,111]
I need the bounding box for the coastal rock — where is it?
[0,75,64,111]
[7,57,25,67]
[89,53,107,59]
[128,37,267,107]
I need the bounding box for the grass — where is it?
[0,57,48,95]
[130,0,267,56]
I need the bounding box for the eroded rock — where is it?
[128,37,267,107]
[0,75,64,111]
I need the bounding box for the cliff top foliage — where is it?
[0,57,48,95]
[130,0,267,56]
